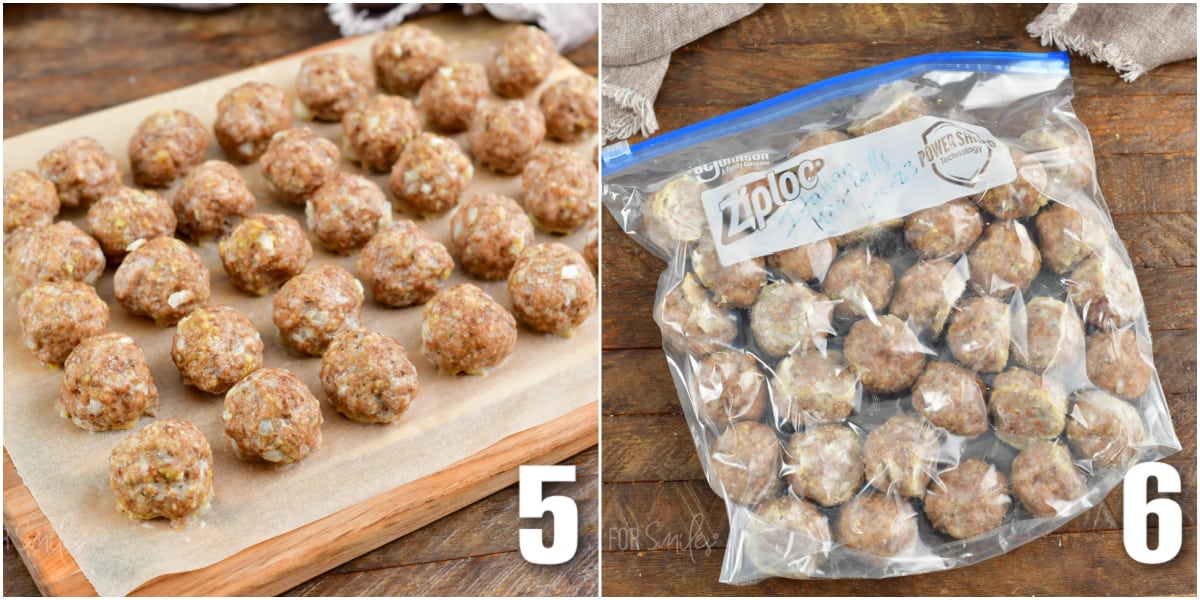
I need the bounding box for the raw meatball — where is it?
[788,129,850,157]
[709,421,782,506]
[767,238,838,284]
[114,237,211,326]
[449,193,535,280]
[420,283,518,375]
[295,53,375,122]
[785,423,864,507]
[128,109,208,187]
[172,160,256,240]
[750,282,834,358]
[4,169,59,233]
[1014,296,1085,373]
[10,221,105,292]
[418,62,489,132]
[508,242,596,336]
[522,147,598,234]
[843,315,927,394]
[321,329,419,424]
[1067,390,1146,468]
[18,281,109,365]
[356,220,453,307]
[911,361,988,438]
[488,25,557,98]
[37,137,122,209]
[836,491,918,559]
[1086,328,1152,401]
[341,94,421,172]
[214,81,292,162]
[1019,125,1094,193]
[258,127,341,204]
[925,459,1010,540]
[389,132,474,217]
[306,173,393,254]
[87,187,177,261]
[467,100,546,174]
[890,259,967,337]
[771,350,858,428]
[946,295,1011,373]
[642,173,706,251]
[60,332,158,431]
[223,368,323,464]
[1011,440,1087,517]
[864,414,941,498]
[1066,250,1143,329]
[690,350,768,429]
[171,305,263,395]
[539,74,598,142]
[744,496,832,577]
[272,264,364,356]
[989,367,1068,450]
[847,92,929,136]
[822,247,895,320]
[692,235,766,308]
[968,220,1042,296]
[109,419,213,527]
[978,150,1049,219]
[583,226,598,274]
[371,24,446,94]
[219,213,313,296]
[659,273,739,355]
[903,198,983,260]
[1035,201,1106,274]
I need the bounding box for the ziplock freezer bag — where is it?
[601,52,1181,582]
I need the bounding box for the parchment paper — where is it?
[2,14,598,597]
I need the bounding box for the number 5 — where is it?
[519,465,578,565]
[1123,462,1182,564]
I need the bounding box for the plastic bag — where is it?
[600,52,1181,582]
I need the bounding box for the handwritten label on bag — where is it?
[701,116,1017,265]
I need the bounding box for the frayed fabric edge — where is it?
[602,82,659,142]
[1027,4,1148,82]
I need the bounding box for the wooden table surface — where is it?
[2,4,598,596]
[601,4,1196,596]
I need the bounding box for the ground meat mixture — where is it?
[1086,328,1152,401]
[272,264,364,356]
[889,259,967,338]
[539,74,598,142]
[371,24,447,94]
[911,361,989,438]
[903,198,983,260]
[978,150,1049,220]
[924,459,1010,540]
[968,220,1042,297]
[835,491,918,560]
[822,247,895,320]
[767,238,838,284]
[449,193,535,280]
[417,61,489,132]
[847,92,928,136]
[785,424,864,507]
[863,414,941,498]
[18,281,109,365]
[750,282,834,358]
[583,225,598,274]
[87,187,177,261]
[4,169,59,234]
[508,242,596,336]
[321,328,420,424]
[709,421,783,506]
[691,349,768,429]
[114,237,211,326]
[1066,250,1143,329]
[836,218,906,248]
[60,332,158,431]
[642,173,707,251]
[306,173,393,254]
[788,129,851,157]
[692,235,767,308]
[843,315,927,394]
[488,25,557,98]
[356,219,453,307]
[37,137,122,209]
[522,147,598,234]
[771,350,858,428]
[223,367,324,464]
[744,496,832,577]
[1014,296,1085,374]
[171,160,256,240]
[219,213,313,296]
[659,273,739,356]
[389,132,474,217]
[214,81,292,163]
[172,305,263,395]
[990,367,1068,450]
[946,295,1011,373]
[109,418,213,527]
[420,283,518,375]
[1019,125,1094,194]
[467,100,546,174]
[1035,201,1106,275]
[258,127,341,204]
[295,53,376,122]
[10,221,106,292]
[1010,440,1087,518]
[341,94,421,172]
[1066,390,1146,468]
[128,109,209,187]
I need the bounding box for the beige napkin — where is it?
[1029,3,1197,81]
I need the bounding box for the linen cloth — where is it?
[326,3,598,51]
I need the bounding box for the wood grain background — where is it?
[600,3,1197,596]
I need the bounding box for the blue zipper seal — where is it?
[602,51,1071,176]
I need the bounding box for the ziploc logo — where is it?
[717,158,825,245]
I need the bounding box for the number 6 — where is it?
[1123,462,1182,564]
[518,465,578,565]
